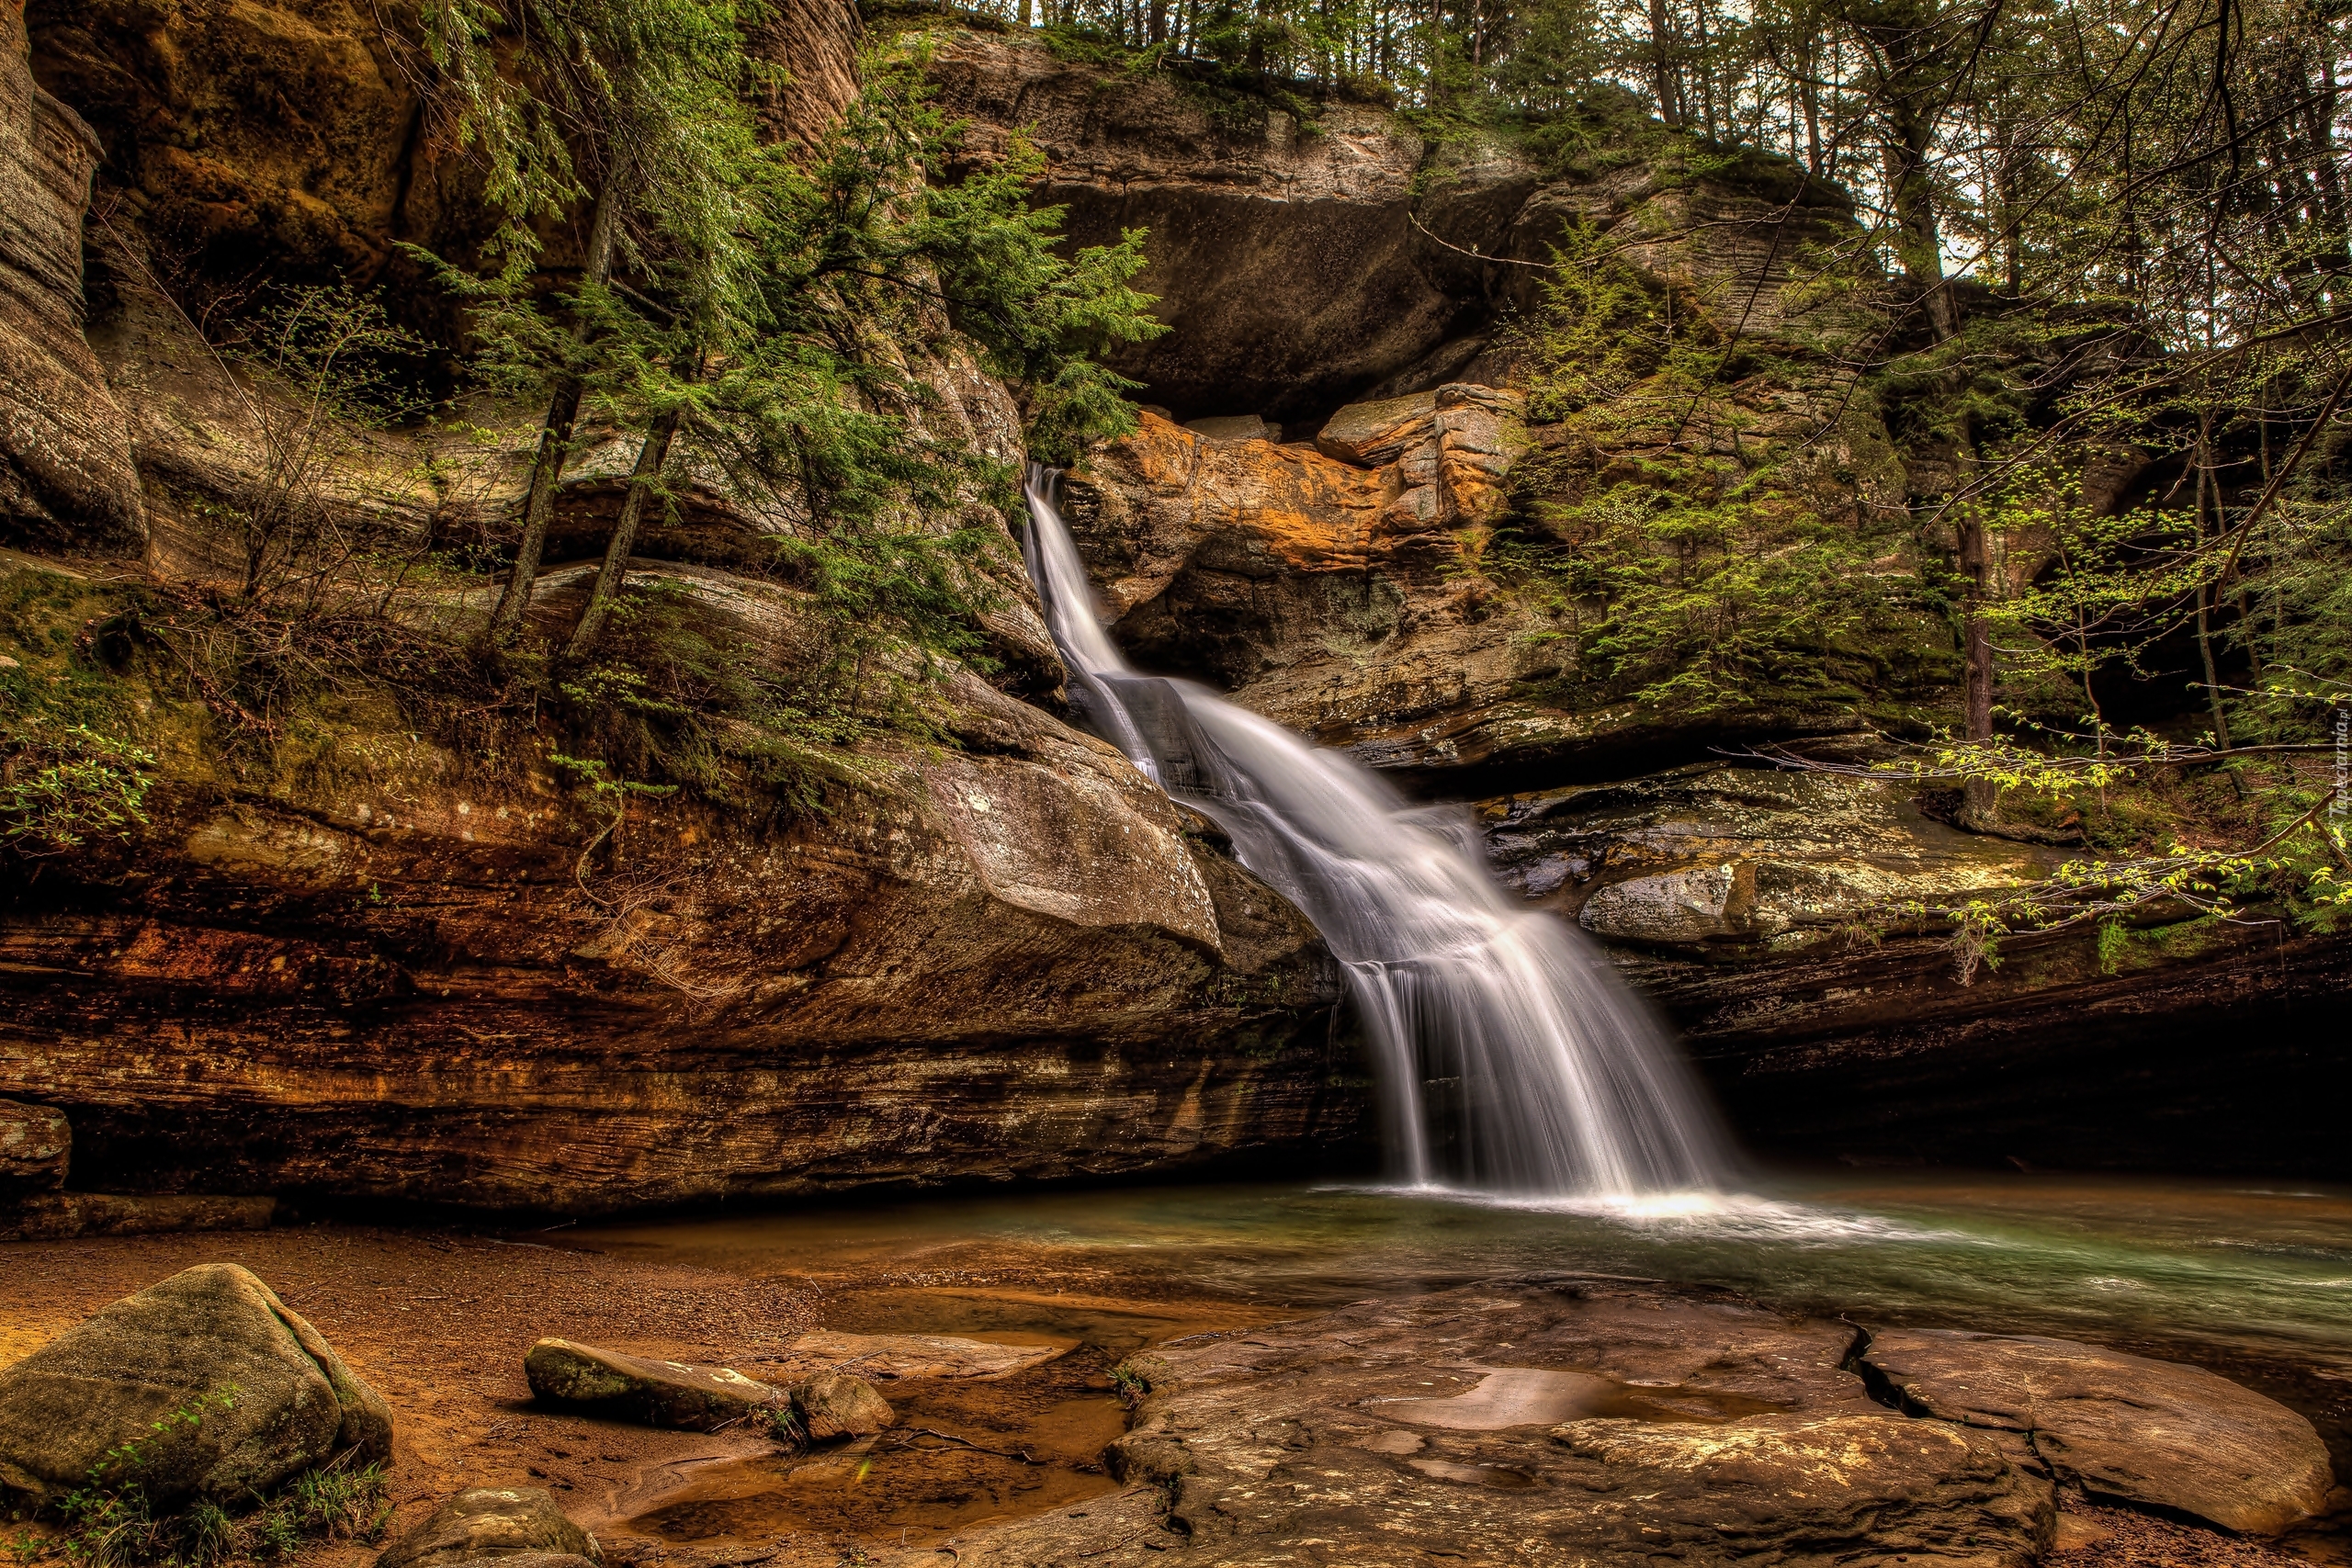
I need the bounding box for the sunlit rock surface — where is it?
[954,1280,2057,1567]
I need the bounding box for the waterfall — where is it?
[1020,468,1732,1199]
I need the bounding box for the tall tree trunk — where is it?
[1423,0,1441,104]
[1799,60,1823,175]
[2193,418,2233,750]
[1958,506,1996,823]
[567,400,685,662]
[1647,0,1682,125]
[488,166,627,645]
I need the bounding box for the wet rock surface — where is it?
[0,1261,390,1508]
[1861,1328,2335,1536]
[768,1330,1066,1382]
[956,1279,2058,1567]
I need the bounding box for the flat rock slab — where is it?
[526,1339,786,1432]
[772,1329,1066,1382]
[955,1280,2054,1567]
[1861,1328,2334,1535]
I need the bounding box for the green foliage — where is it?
[549,578,888,823]
[757,1404,805,1449]
[32,1387,390,1568]
[1489,220,1906,713]
[416,0,775,287]
[200,285,432,604]
[0,721,155,857]
[1,570,162,859]
[1108,1360,1150,1407]
[748,39,1166,463]
[407,27,1165,815]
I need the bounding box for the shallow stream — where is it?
[573,1170,2352,1554]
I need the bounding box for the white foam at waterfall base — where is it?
[1021,467,1734,1199]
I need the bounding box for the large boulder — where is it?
[524,1339,786,1432]
[0,1263,390,1508]
[1860,1328,2334,1536]
[0,1098,67,1193]
[375,1486,601,1568]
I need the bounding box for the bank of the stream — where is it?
[8,1169,2345,1566]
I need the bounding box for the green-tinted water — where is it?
[574,1171,2352,1460]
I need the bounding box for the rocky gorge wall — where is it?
[922,27,2349,1178]
[0,0,1371,1221]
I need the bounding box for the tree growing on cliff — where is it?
[414,0,773,645]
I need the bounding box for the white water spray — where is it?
[1021,468,1732,1198]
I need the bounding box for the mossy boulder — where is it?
[524,1338,787,1431]
[0,1262,390,1509]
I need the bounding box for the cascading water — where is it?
[1021,468,1733,1200]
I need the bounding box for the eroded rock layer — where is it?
[0,641,1361,1213]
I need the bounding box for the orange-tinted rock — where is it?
[963,1281,2054,1566]
[1861,1329,2334,1537]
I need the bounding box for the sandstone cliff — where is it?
[0,0,142,548]
[0,0,1367,1217]
[916,26,2347,1178]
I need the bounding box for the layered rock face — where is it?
[925,31,1859,431]
[0,620,1358,1211]
[928,27,2348,1176]
[1060,392,1841,793]
[0,0,142,548]
[0,1,1367,1217]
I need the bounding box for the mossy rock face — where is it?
[0,1263,390,1509]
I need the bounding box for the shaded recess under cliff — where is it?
[922,27,1858,426]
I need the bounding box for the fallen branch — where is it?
[888,1427,1046,1465]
